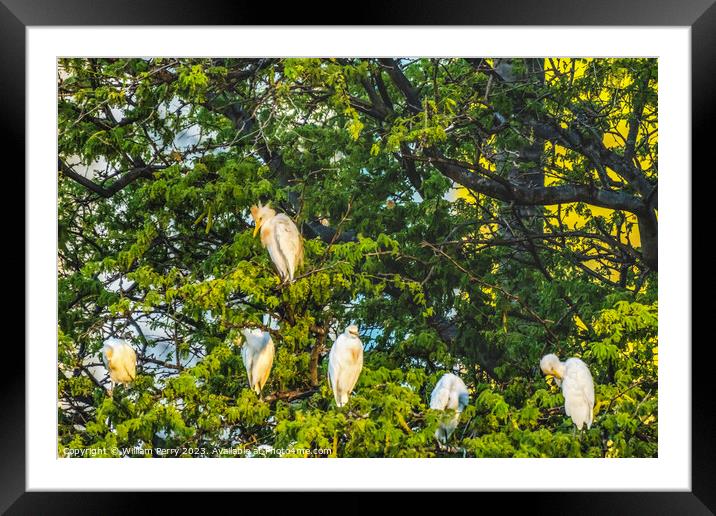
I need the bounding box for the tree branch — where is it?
[262,387,319,403]
[59,159,164,199]
[415,151,648,216]
[378,58,422,113]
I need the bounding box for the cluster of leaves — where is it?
[58,57,657,458]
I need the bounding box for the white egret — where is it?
[327,325,364,407]
[240,328,275,397]
[430,373,470,447]
[540,353,595,430]
[250,202,304,283]
[102,341,137,396]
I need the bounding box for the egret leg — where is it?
[436,428,447,450]
[105,382,114,429]
[446,429,459,453]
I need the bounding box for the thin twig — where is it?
[421,240,559,344]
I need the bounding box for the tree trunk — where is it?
[495,58,546,237]
[637,209,659,271]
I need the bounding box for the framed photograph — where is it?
[8,0,711,512]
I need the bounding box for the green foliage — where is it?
[58,58,657,458]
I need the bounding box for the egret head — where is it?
[103,343,114,360]
[250,202,276,237]
[540,353,564,379]
[241,327,265,340]
[346,324,360,337]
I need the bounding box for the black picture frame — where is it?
[5,1,711,513]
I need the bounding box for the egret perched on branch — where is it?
[328,325,363,407]
[250,202,304,283]
[102,341,137,396]
[430,373,470,447]
[240,328,275,397]
[540,353,595,430]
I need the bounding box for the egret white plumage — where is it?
[250,202,304,283]
[430,373,470,446]
[102,341,137,396]
[540,353,595,430]
[240,328,275,396]
[327,325,363,407]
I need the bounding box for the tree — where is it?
[58,57,658,458]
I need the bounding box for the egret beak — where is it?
[253,223,261,237]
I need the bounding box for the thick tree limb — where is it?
[417,150,648,216]
[59,159,164,198]
[529,119,655,204]
[378,58,422,113]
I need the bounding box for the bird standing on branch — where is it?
[328,325,364,408]
[250,202,304,283]
[430,373,470,448]
[240,328,275,397]
[102,341,137,397]
[540,353,595,430]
